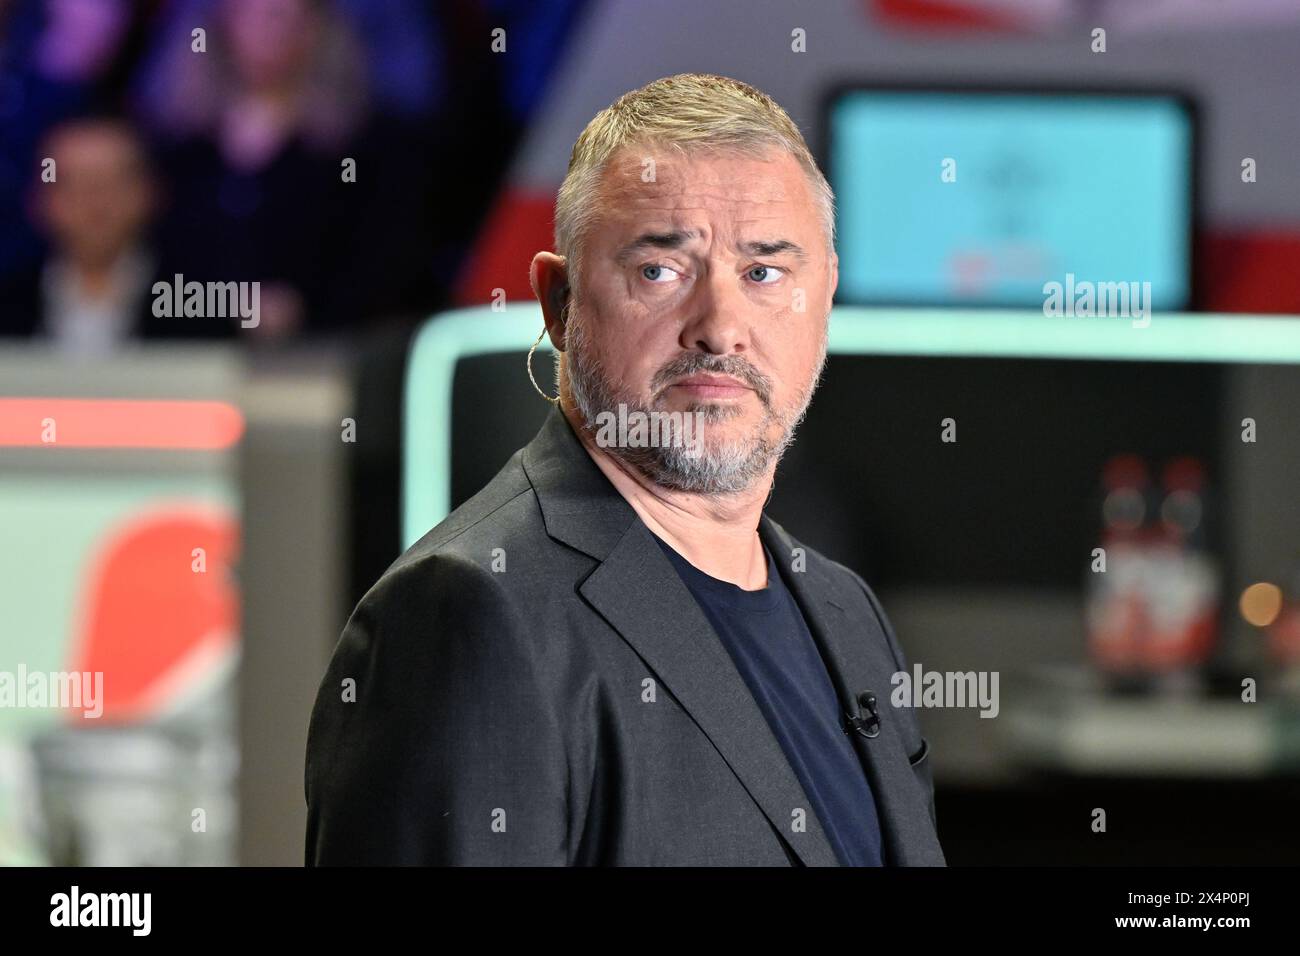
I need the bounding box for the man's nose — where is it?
[677,271,750,355]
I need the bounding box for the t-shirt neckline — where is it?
[652,531,784,612]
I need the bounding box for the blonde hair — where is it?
[553,73,835,300]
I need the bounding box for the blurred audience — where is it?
[0,116,198,351]
[0,0,548,345]
[134,0,371,338]
[0,0,158,289]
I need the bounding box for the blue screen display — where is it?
[829,91,1193,309]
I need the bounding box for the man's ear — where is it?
[552,282,571,338]
[530,251,570,351]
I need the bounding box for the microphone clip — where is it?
[843,690,881,739]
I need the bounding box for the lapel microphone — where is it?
[843,690,881,739]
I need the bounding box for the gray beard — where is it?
[561,313,826,496]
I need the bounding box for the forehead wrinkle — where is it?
[607,156,791,203]
[595,159,820,265]
[599,146,815,224]
[611,187,798,230]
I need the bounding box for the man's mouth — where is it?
[667,373,753,400]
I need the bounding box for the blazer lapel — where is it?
[522,408,841,867]
[760,515,946,866]
[580,522,842,867]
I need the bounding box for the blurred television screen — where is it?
[827,88,1194,308]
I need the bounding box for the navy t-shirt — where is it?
[653,533,885,866]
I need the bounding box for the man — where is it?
[0,116,239,348]
[0,117,159,350]
[305,73,945,866]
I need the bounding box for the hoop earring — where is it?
[527,326,561,404]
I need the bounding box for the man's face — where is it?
[564,145,836,495]
[40,123,153,268]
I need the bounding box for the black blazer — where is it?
[305,406,946,866]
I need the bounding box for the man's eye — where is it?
[747,265,783,284]
[641,264,681,283]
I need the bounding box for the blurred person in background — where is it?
[0,0,158,288]
[0,116,231,350]
[134,0,375,339]
[3,0,588,342]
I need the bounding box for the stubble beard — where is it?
[561,308,828,497]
